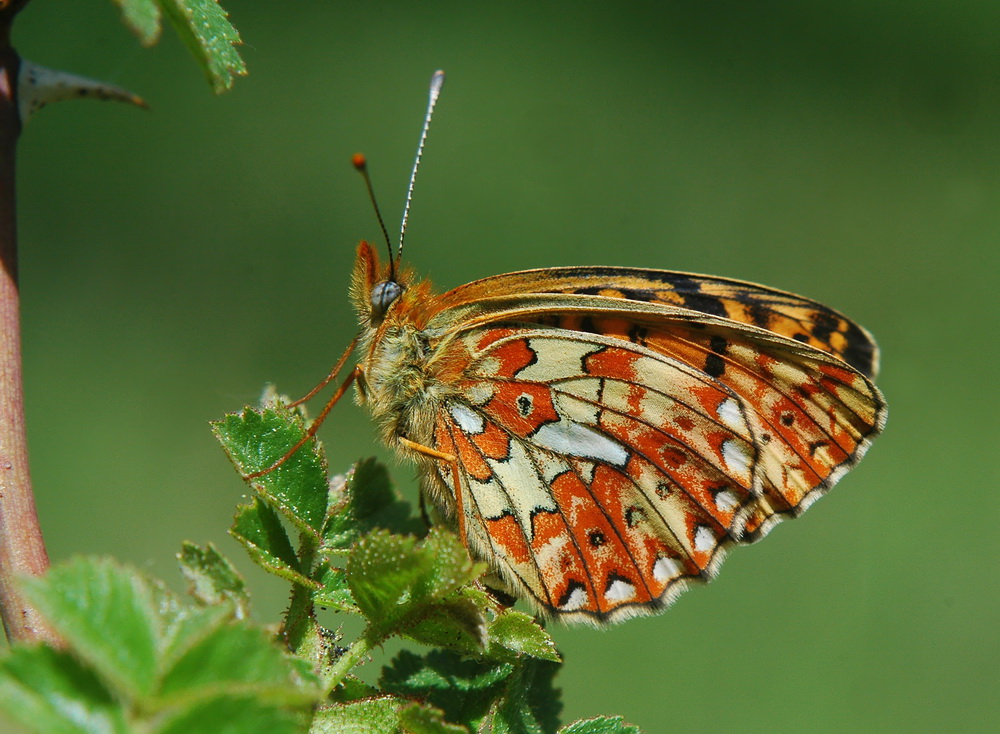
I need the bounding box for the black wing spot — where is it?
[628,325,648,345]
[780,413,795,426]
[749,302,772,329]
[587,529,607,548]
[621,287,657,302]
[579,316,600,334]
[811,311,839,343]
[704,353,726,378]
[624,506,644,528]
[517,393,534,417]
[683,292,728,318]
[840,321,878,377]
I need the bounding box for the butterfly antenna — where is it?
[352,153,396,280]
[397,69,445,268]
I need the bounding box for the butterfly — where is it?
[285,71,886,624]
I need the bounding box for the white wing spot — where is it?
[465,381,494,406]
[722,438,753,480]
[605,578,636,603]
[533,419,629,466]
[717,397,744,432]
[560,585,589,611]
[448,402,485,434]
[714,488,738,512]
[653,556,682,583]
[694,525,716,553]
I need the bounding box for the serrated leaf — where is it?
[20,557,160,699]
[160,617,316,705]
[347,530,480,638]
[381,650,563,734]
[313,565,357,612]
[0,645,128,734]
[231,497,315,587]
[311,697,403,733]
[558,717,642,734]
[323,458,422,551]
[327,675,379,703]
[113,0,161,44]
[215,407,329,536]
[154,695,304,734]
[398,702,469,734]
[403,595,487,655]
[157,0,246,93]
[380,650,514,730]
[311,697,464,734]
[483,659,562,734]
[487,610,561,663]
[178,542,250,618]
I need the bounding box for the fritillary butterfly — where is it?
[295,71,886,624]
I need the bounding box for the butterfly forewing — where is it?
[434,267,880,379]
[406,268,885,622]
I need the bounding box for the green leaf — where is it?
[160,615,318,705]
[157,0,247,93]
[380,650,514,731]
[214,406,329,536]
[327,675,379,703]
[0,645,128,734]
[231,497,316,587]
[178,542,251,618]
[154,695,305,734]
[322,458,422,551]
[484,659,561,734]
[313,565,357,613]
[311,697,464,734]
[559,717,643,734]
[311,697,403,733]
[486,610,561,663]
[113,0,161,44]
[403,594,487,655]
[381,650,563,734]
[20,557,160,699]
[398,702,469,734]
[347,529,480,638]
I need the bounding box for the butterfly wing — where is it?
[417,271,884,623]
[434,266,880,378]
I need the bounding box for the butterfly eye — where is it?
[370,280,403,317]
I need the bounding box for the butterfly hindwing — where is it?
[420,284,884,621]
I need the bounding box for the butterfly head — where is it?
[370,279,403,318]
[351,239,427,329]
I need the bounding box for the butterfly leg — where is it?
[396,436,466,547]
[288,335,359,407]
[244,365,361,480]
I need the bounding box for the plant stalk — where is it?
[322,632,375,696]
[0,1,59,646]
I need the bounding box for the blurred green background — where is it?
[9,1,999,731]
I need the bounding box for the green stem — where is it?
[322,629,377,695]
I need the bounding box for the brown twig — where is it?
[0,0,59,645]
